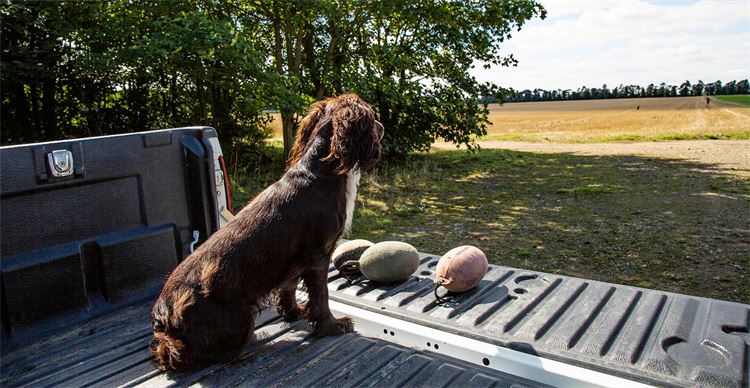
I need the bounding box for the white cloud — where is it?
[472,0,750,90]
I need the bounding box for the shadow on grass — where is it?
[229,145,749,303]
[352,149,749,303]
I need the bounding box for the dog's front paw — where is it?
[313,316,354,337]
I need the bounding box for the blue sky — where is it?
[471,0,750,90]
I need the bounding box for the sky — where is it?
[471,0,750,91]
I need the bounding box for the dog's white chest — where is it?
[344,169,361,235]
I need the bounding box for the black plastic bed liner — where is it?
[1,254,747,387]
[5,127,745,387]
[327,253,750,388]
[0,300,546,387]
[0,127,222,349]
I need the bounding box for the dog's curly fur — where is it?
[150,93,383,371]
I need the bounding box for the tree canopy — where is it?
[2,0,545,159]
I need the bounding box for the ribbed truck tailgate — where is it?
[327,253,750,387]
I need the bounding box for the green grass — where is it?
[594,131,750,142]
[480,130,750,143]
[714,94,750,106]
[231,145,749,303]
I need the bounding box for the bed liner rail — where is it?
[327,253,750,388]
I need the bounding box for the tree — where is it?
[249,0,318,158]
[679,80,691,96]
[692,80,704,96]
[341,1,545,156]
[176,0,545,159]
[1,1,277,152]
[233,0,546,159]
[736,79,749,94]
[723,80,736,95]
[709,80,722,95]
[657,82,666,97]
[580,86,591,99]
[1,1,93,143]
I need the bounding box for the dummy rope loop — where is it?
[434,283,449,304]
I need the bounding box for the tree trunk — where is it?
[42,76,57,139]
[272,1,295,161]
[210,85,233,145]
[19,82,32,134]
[303,25,323,99]
[135,76,148,130]
[329,18,344,94]
[281,108,296,161]
[30,83,40,138]
[197,77,206,123]
[6,80,31,143]
[375,89,390,130]
[170,72,178,120]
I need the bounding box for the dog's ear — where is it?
[288,100,328,168]
[325,95,381,174]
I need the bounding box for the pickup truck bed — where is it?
[2,128,748,387]
[0,297,545,387]
[2,255,748,387]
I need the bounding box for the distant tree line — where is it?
[482,79,749,103]
[1,0,545,159]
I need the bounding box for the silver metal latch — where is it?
[189,230,200,253]
[46,150,74,177]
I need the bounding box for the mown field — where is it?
[714,94,750,106]
[231,142,749,303]
[482,96,750,142]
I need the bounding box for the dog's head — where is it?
[289,93,383,174]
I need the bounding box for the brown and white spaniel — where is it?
[150,93,383,371]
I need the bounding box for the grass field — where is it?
[231,142,749,303]
[714,94,750,106]
[481,96,750,142]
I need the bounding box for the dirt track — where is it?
[434,140,750,177]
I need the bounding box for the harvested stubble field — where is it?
[266,96,749,143]
[482,96,750,142]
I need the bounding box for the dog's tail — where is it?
[150,330,186,371]
[150,296,188,371]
